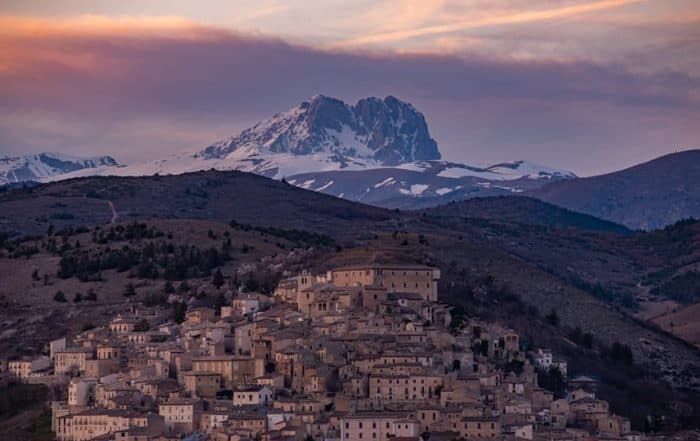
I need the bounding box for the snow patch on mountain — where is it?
[410,184,429,195]
[437,160,575,181]
[316,180,334,191]
[374,177,396,188]
[435,187,454,195]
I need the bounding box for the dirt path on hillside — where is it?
[107,200,118,223]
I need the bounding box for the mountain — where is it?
[531,150,700,230]
[0,152,118,185]
[34,95,574,207]
[286,159,575,208]
[200,94,440,166]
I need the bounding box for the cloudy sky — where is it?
[1,0,698,175]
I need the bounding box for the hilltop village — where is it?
[5,264,649,441]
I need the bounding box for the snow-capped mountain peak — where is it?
[199,95,440,167]
[0,152,118,185]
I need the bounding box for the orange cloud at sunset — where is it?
[0,4,698,176]
[0,15,196,37]
[334,0,646,47]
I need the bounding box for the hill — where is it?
[0,170,392,238]
[1,170,700,428]
[418,196,630,233]
[531,150,700,230]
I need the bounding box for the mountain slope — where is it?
[531,150,700,230]
[1,170,699,398]
[0,152,118,185]
[0,170,393,238]
[287,160,575,208]
[420,196,630,233]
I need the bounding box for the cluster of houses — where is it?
[5,264,644,440]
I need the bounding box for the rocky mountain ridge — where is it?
[0,152,118,185]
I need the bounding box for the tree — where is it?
[54,290,67,302]
[606,342,634,366]
[73,292,83,303]
[174,301,187,324]
[164,280,175,294]
[215,292,227,314]
[212,269,225,288]
[480,340,489,356]
[545,309,560,327]
[581,332,593,348]
[123,283,136,297]
[538,367,566,399]
[85,289,97,301]
[134,319,150,332]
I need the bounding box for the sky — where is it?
[0,0,699,176]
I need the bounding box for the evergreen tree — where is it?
[54,290,67,302]
[134,318,150,332]
[173,301,187,324]
[214,292,227,314]
[212,269,225,288]
[545,309,560,327]
[123,283,136,297]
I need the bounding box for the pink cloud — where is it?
[0,15,698,175]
